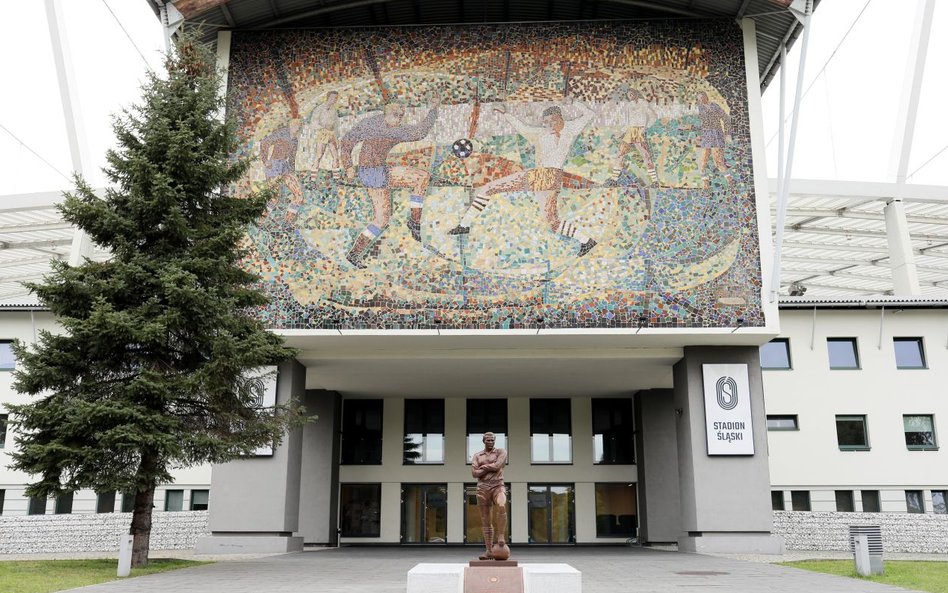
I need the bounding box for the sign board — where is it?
[249,366,278,457]
[701,363,754,455]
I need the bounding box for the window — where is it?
[403,399,444,464]
[0,490,5,515]
[340,484,381,537]
[55,492,74,514]
[121,492,135,513]
[530,399,571,464]
[594,483,637,538]
[341,399,383,465]
[932,491,947,514]
[904,415,937,450]
[190,490,209,511]
[0,341,14,370]
[28,496,47,515]
[164,489,184,512]
[96,491,116,513]
[592,398,635,464]
[766,415,798,431]
[835,490,854,512]
[771,491,785,511]
[894,337,926,369]
[760,338,791,369]
[790,491,810,511]
[905,490,924,513]
[0,414,7,448]
[861,490,881,513]
[466,399,508,463]
[827,338,859,369]
[836,415,870,450]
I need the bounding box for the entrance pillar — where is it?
[673,346,783,554]
[196,359,306,553]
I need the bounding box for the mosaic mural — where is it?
[227,21,764,330]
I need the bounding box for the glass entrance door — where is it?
[527,484,575,544]
[401,484,448,543]
[463,484,512,544]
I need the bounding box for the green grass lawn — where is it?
[782,560,948,593]
[0,558,208,593]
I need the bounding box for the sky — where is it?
[0,0,945,196]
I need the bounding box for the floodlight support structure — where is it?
[45,0,93,267]
[769,0,812,302]
[160,1,186,52]
[884,0,935,296]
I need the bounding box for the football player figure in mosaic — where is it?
[260,117,305,223]
[472,432,509,560]
[303,90,341,176]
[448,99,600,257]
[340,99,440,269]
[612,89,659,185]
[696,91,732,186]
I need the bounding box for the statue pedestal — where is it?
[407,562,581,593]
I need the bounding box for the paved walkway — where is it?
[64,546,924,593]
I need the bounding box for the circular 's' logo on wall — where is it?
[715,376,739,410]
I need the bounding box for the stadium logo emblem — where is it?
[715,376,739,411]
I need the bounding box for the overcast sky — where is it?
[0,0,944,196]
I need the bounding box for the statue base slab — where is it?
[407,563,581,593]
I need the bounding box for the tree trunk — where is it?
[130,484,156,568]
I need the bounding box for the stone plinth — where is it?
[408,563,581,593]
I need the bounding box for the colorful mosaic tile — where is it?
[228,21,764,330]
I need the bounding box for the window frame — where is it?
[190,489,209,511]
[905,490,925,514]
[827,337,860,370]
[893,337,927,369]
[760,338,792,370]
[0,413,7,449]
[0,341,15,371]
[96,491,116,514]
[466,398,508,464]
[54,492,74,515]
[529,398,572,464]
[27,496,48,515]
[593,483,637,538]
[766,414,799,431]
[771,491,785,511]
[164,489,184,512]
[835,490,855,512]
[790,490,811,512]
[403,399,445,465]
[591,398,635,465]
[340,399,384,466]
[903,414,938,451]
[861,490,881,513]
[835,414,870,451]
[932,490,947,514]
[339,483,382,538]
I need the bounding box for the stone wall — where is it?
[773,511,948,554]
[0,512,208,554]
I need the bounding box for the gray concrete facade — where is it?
[673,346,783,553]
[635,389,681,544]
[196,360,307,553]
[297,389,341,545]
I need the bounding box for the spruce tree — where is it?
[8,38,301,567]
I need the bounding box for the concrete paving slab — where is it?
[63,546,926,593]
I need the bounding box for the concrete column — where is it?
[673,347,783,554]
[885,199,920,295]
[196,360,307,554]
[298,389,341,545]
[635,389,681,544]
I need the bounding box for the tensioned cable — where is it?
[101,0,154,71]
[765,0,873,149]
[0,122,72,184]
[906,144,948,181]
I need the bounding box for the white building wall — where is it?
[0,309,212,515]
[764,306,948,513]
